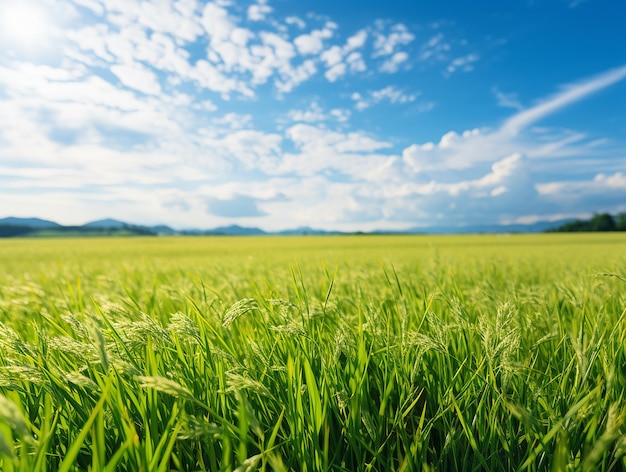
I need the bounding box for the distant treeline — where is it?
[0,225,155,238]
[547,213,626,232]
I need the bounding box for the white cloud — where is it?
[110,62,161,95]
[532,172,626,216]
[502,65,626,136]
[200,129,283,171]
[380,51,408,73]
[346,29,368,50]
[247,0,273,22]
[275,59,317,93]
[201,2,235,40]
[537,172,626,195]
[345,52,366,73]
[293,22,335,55]
[318,31,369,82]
[65,6,256,98]
[71,0,105,16]
[191,99,218,112]
[212,113,253,129]
[280,124,393,177]
[330,108,351,122]
[286,124,389,154]
[66,0,328,98]
[446,53,479,74]
[294,34,324,55]
[352,86,418,110]
[320,45,343,67]
[287,101,327,122]
[285,102,352,124]
[369,67,626,225]
[372,23,414,57]
[97,0,204,43]
[191,60,254,98]
[324,62,347,82]
[493,87,523,110]
[419,33,450,61]
[285,16,306,29]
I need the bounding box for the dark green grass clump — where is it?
[0,234,625,470]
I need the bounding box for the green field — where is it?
[1,234,625,471]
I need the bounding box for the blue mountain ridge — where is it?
[0,217,575,235]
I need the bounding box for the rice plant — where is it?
[0,234,625,470]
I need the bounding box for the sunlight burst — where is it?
[0,2,50,47]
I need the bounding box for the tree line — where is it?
[547,213,626,232]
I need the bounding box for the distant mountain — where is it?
[277,226,340,235]
[150,225,177,235]
[82,218,131,229]
[407,219,576,234]
[202,225,266,236]
[0,217,61,228]
[0,216,587,238]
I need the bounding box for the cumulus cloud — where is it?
[110,62,161,95]
[537,172,626,196]
[318,29,369,82]
[285,16,306,29]
[372,23,415,58]
[287,124,392,154]
[287,101,327,122]
[247,0,273,22]
[212,113,253,130]
[293,22,335,55]
[330,108,351,122]
[276,124,394,178]
[346,29,368,50]
[379,67,626,225]
[351,86,418,110]
[380,51,409,73]
[66,0,358,98]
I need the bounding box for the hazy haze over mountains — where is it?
[0,216,574,236]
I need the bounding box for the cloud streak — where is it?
[502,65,626,135]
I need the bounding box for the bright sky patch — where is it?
[0,0,624,230]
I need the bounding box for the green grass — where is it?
[0,234,625,470]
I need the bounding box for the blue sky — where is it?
[0,0,624,230]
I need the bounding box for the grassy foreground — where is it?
[0,234,625,471]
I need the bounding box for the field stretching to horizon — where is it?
[0,234,625,471]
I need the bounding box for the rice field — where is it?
[0,233,625,471]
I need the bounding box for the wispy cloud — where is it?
[502,65,626,135]
[351,86,418,110]
[493,87,523,110]
[419,33,451,61]
[445,53,479,75]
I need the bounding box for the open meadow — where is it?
[0,233,625,471]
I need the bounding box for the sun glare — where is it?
[0,2,50,48]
